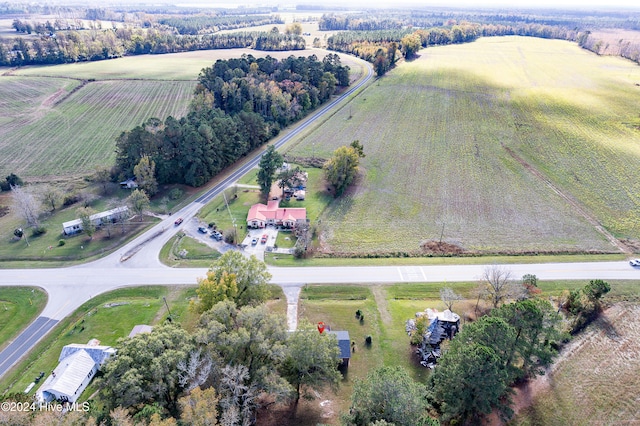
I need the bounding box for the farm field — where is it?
[287,36,640,255]
[513,302,640,425]
[0,78,194,180]
[0,47,363,181]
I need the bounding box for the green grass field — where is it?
[0,48,364,181]
[0,287,47,352]
[0,78,194,179]
[287,36,640,255]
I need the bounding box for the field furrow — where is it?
[0,78,195,179]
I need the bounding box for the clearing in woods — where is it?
[288,36,640,255]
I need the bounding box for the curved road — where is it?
[0,59,637,378]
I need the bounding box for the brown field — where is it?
[513,303,640,425]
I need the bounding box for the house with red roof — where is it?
[247,200,307,229]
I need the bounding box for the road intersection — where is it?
[1,59,637,380]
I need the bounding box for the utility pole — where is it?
[163,296,173,322]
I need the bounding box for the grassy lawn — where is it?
[162,232,221,268]
[295,279,640,424]
[298,285,385,424]
[0,196,160,266]
[0,287,48,352]
[287,36,640,255]
[0,286,194,396]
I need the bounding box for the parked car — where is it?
[630,259,640,267]
[198,226,208,233]
[251,237,258,245]
[261,234,268,244]
[210,231,223,241]
[174,218,183,226]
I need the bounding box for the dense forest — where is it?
[157,15,283,35]
[114,54,350,187]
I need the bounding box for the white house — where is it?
[62,206,128,235]
[36,342,115,404]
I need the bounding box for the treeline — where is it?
[157,14,283,35]
[0,27,305,66]
[115,54,349,187]
[320,10,640,32]
[578,31,640,64]
[319,14,404,31]
[328,22,581,76]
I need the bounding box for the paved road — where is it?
[0,59,374,379]
[1,57,638,380]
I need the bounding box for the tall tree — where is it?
[94,166,113,195]
[492,299,560,380]
[401,33,421,59]
[11,185,42,229]
[323,140,365,197]
[439,287,462,311]
[429,342,509,424]
[101,323,195,417]
[76,206,97,240]
[40,184,63,211]
[281,321,342,405]
[191,271,238,314]
[346,365,430,426]
[482,265,522,308]
[178,386,219,426]
[257,145,283,200]
[127,189,150,222]
[134,155,158,197]
[195,301,291,423]
[198,250,271,308]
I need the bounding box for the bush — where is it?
[169,187,183,200]
[63,193,80,206]
[58,239,66,246]
[294,244,306,258]
[31,226,47,236]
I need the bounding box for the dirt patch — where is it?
[0,206,9,218]
[420,240,465,255]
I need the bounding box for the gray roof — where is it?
[327,330,351,359]
[40,350,95,401]
[59,344,115,366]
[128,324,153,338]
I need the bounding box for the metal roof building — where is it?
[36,343,115,403]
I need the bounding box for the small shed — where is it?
[120,177,138,189]
[327,330,351,367]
